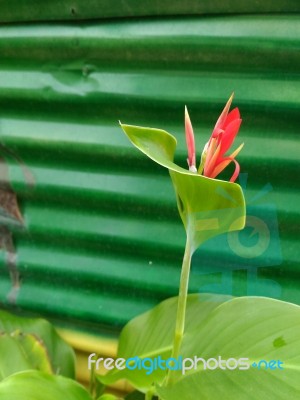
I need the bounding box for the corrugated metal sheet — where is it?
[0,10,299,341]
[0,1,299,23]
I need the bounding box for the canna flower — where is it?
[185,93,244,182]
[119,95,246,251]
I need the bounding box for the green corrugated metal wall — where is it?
[0,3,299,337]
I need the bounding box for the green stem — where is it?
[166,236,192,385]
[145,386,155,400]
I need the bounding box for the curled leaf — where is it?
[120,124,245,253]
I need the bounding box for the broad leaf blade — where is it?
[99,294,232,391]
[0,370,93,400]
[0,331,52,380]
[158,368,300,400]
[120,124,178,171]
[0,310,75,378]
[157,297,300,399]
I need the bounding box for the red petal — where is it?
[211,93,234,137]
[219,118,242,157]
[211,157,240,182]
[185,106,196,168]
[224,108,240,129]
[230,159,240,182]
[204,139,221,177]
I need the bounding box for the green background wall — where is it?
[0,2,299,337]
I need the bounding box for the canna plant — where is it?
[98,94,300,400]
[0,95,299,400]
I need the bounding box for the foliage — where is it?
[0,309,75,378]
[0,370,93,400]
[98,294,300,399]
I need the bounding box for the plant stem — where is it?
[145,386,155,400]
[166,236,192,385]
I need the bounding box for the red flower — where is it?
[185,93,243,182]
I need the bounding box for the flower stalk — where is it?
[166,94,243,386]
[166,236,192,386]
[120,95,246,395]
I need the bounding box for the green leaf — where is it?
[0,331,52,380]
[97,395,121,400]
[0,370,93,400]
[98,294,231,391]
[157,297,300,400]
[120,124,245,252]
[0,309,75,378]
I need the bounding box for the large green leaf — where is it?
[0,370,93,400]
[98,294,231,391]
[120,124,245,252]
[0,331,52,380]
[100,295,300,398]
[0,309,75,378]
[157,297,300,399]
